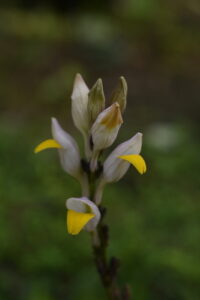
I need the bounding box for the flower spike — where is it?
[34,74,148,295]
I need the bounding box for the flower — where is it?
[34,118,82,180]
[66,197,101,235]
[94,133,147,204]
[103,132,146,183]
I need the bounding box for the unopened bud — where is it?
[71,73,89,134]
[91,102,123,152]
[88,78,105,124]
[110,76,127,113]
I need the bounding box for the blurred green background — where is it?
[0,0,200,299]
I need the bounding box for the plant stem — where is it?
[91,207,131,300]
[84,158,131,299]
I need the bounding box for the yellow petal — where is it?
[118,154,147,174]
[67,210,95,235]
[34,139,62,153]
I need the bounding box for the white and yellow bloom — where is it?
[66,197,101,235]
[34,118,82,180]
[104,132,146,182]
[95,133,147,204]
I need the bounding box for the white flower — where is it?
[103,132,145,183]
[94,133,146,204]
[71,73,89,135]
[66,197,101,235]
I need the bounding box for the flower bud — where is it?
[103,133,143,183]
[91,102,123,152]
[66,197,101,234]
[88,78,105,125]
[51,118,81,179]
[71,73,89,134]
[110,76,127,113]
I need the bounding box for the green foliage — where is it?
[0,3,200,299]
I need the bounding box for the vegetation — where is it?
[0,1,200,299]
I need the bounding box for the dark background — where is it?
[0,0,200,299]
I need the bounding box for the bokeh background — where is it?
[0,0,200,299]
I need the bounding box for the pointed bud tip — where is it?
[75,73,82,80]
[90,78,103,93]
[73,73,84,88]
[97,78,102,85]
[120,76,127,91]
[51,117,60,130]
[119,76,127,82]
[96,79,103,91]
[136,132,143,137]
[110,77,127,113]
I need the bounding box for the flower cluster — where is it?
[35,74,146,235]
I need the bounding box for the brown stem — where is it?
[84,159,132,299]
[91,207,132,300]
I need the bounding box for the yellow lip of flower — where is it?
[67,210,95,235]
[118,154,147,174]
[34,139,63,153]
